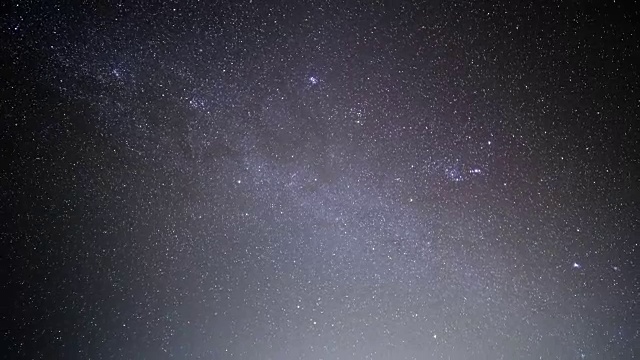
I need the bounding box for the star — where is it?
[111,68,122,79]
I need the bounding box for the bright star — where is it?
[309,76,318,85]
[572,262,581,269]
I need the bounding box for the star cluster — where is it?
[3,1,638,359]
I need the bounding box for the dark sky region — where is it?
[2,1,639,359]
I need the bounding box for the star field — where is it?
[3,1,639,359]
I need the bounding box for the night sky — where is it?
[3,1,639,359]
